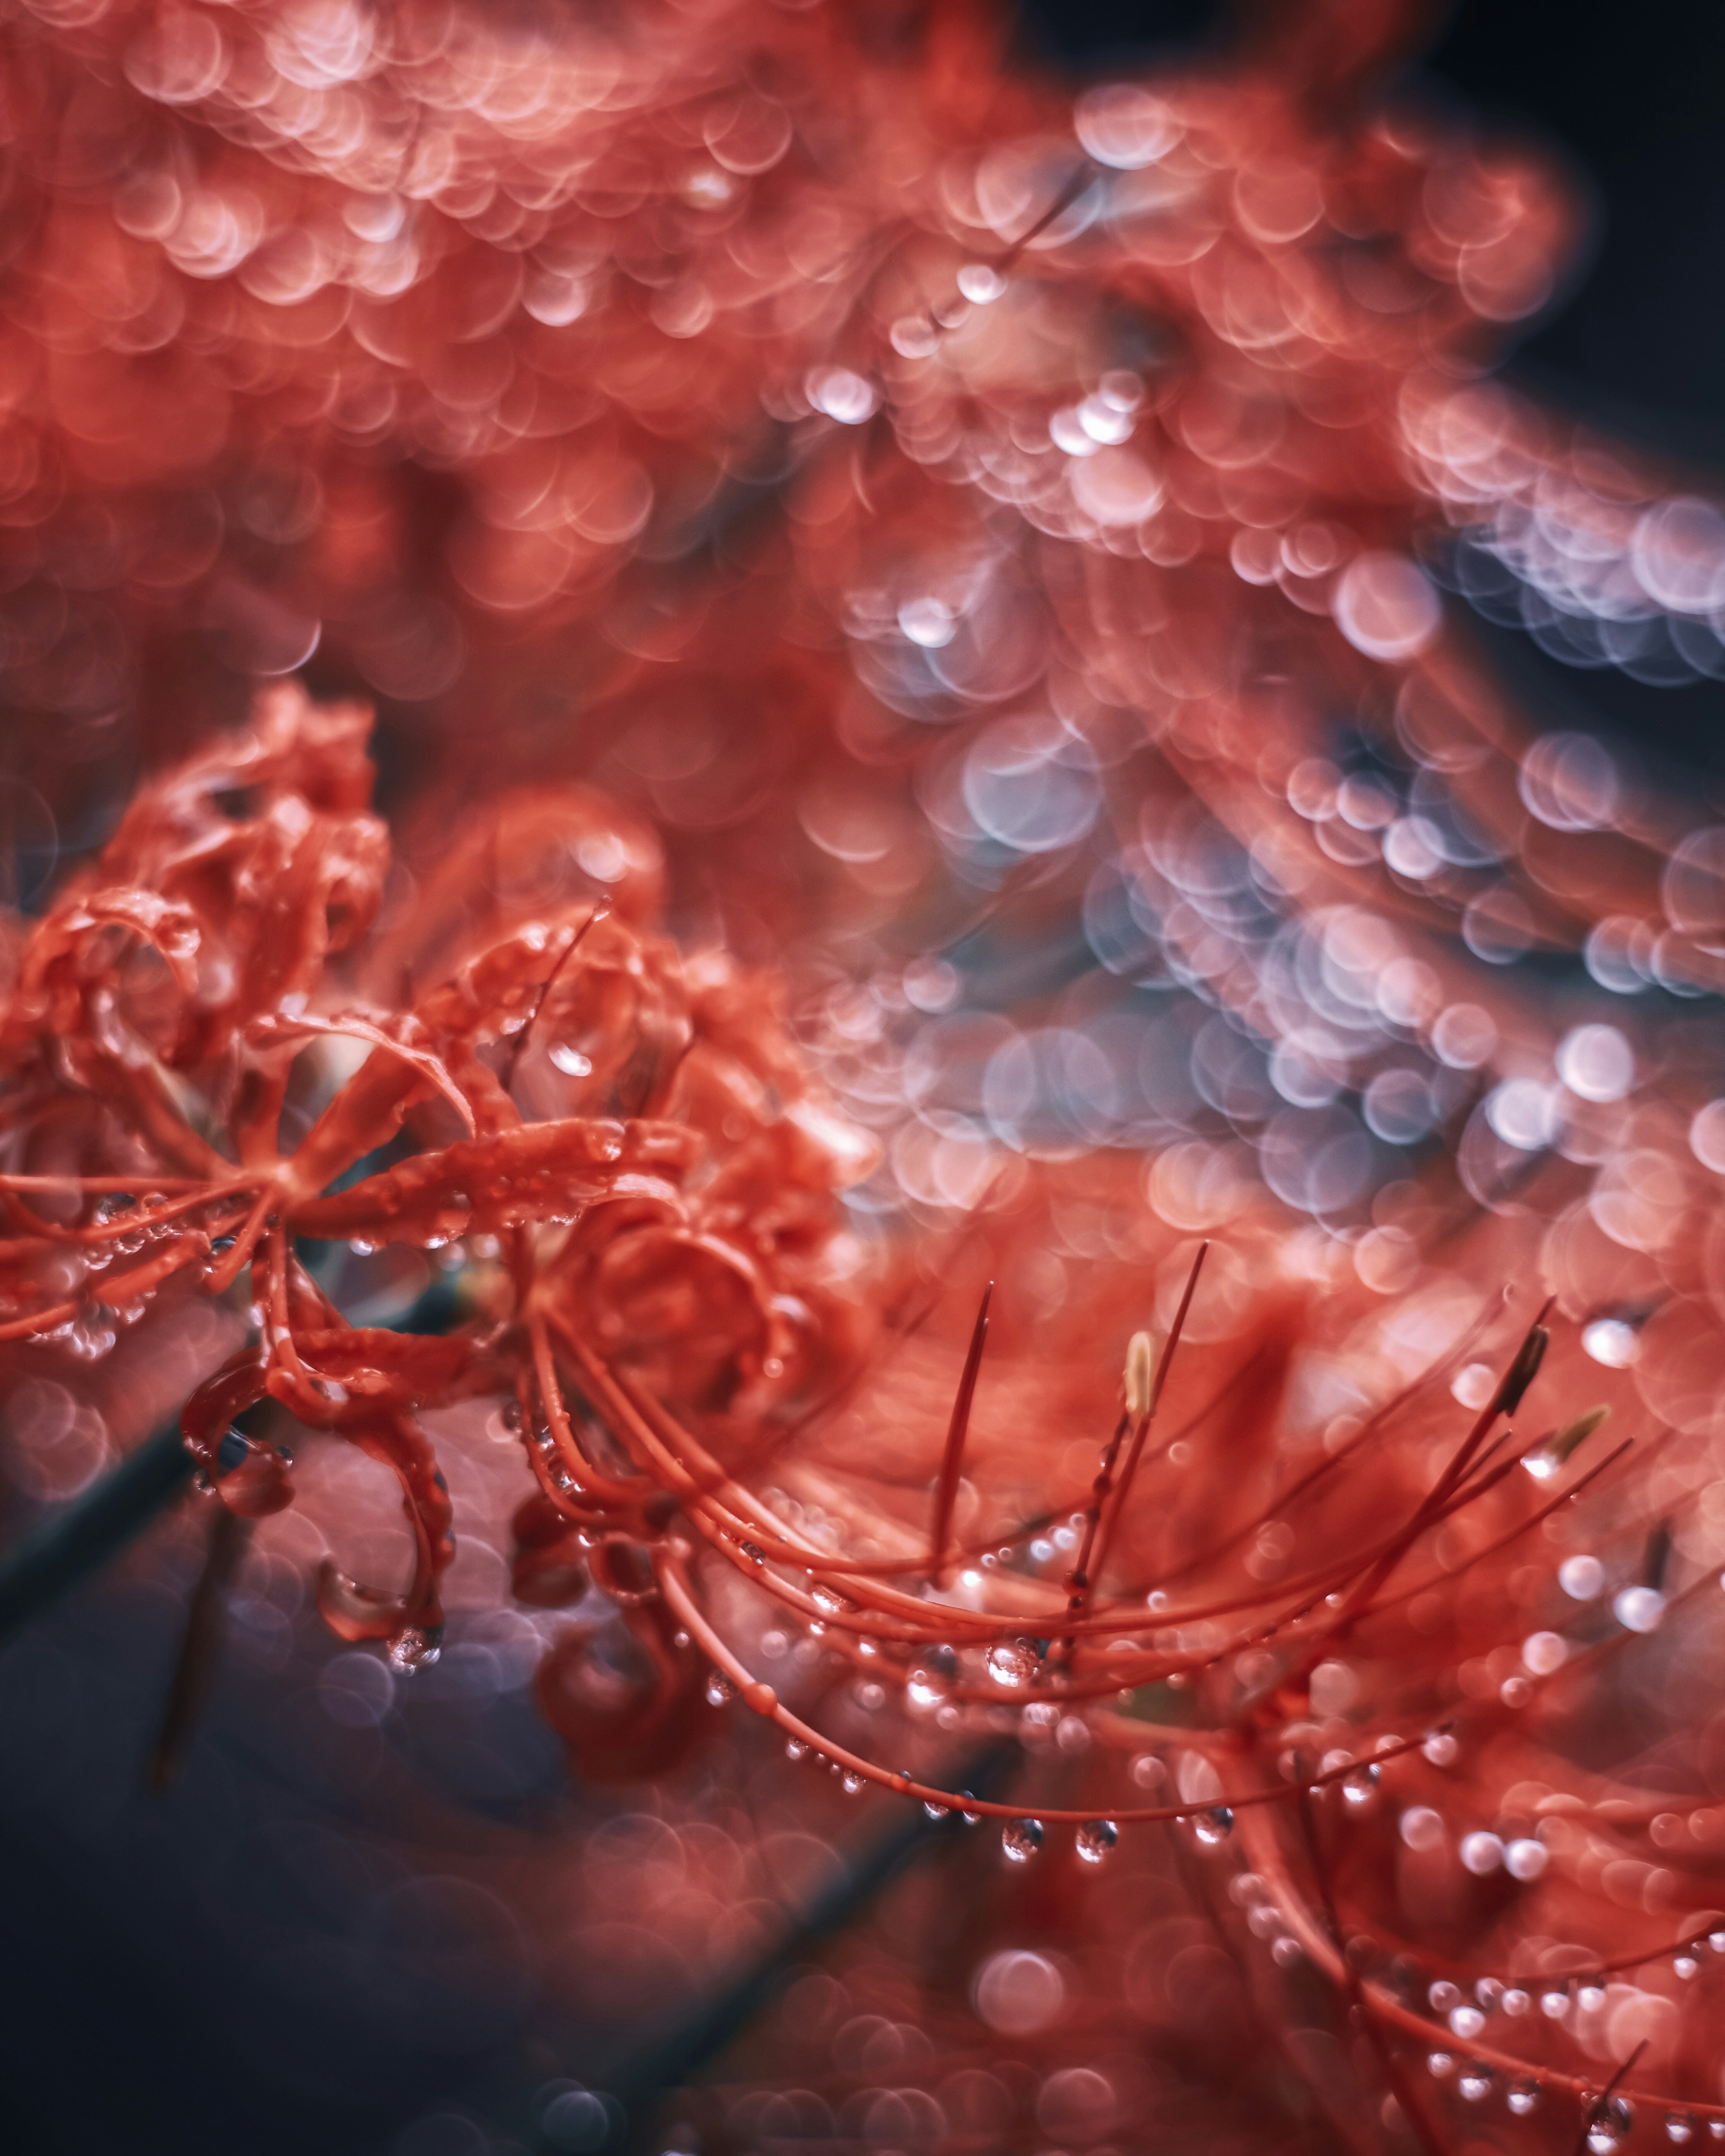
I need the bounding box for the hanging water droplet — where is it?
[1075,1819,1119,1864]
[388,1625,442,1671]
[1341,1763,1380,1808]
[811,1581,847,1616]
[1579,1984,1606,2015]
[1507,2081,1540,2116]
[986,1640,1037,1690]
[1422,1730,1459,1767]
[1426,2052,1454,2080]
[706,1671,737,1707]
[740,1541,765,1565]
[923,1798,951,1820]
[785,1736,807,1760]
[548,1043,593,1077]
[1457,2065,1493,2103]
[1587,2098,1633,2153]
[1193,1806,1234,1847]
[1668,2116,1698,2145]
[1540,1987,1570,2018]
[1675,1953,1700,1981]
[1001,1817,1044,1863]
[840,1770,863,1795]
[1710,1930,1725,1954]
[1450,2006,1485,2040]
[959,1792,981,1825]
[907,1667,947,1709]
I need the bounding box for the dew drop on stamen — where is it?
[986,1640,1037,1689]
[1193,1806,1234,1847]
[1507,2081,1540,2116]
[1075,1818,1118,1864]
[1001,1817,1044,1862]
[705,1671,737,1706]
[1457,2064,1493,2103]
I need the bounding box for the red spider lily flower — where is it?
[0,684,880,1673]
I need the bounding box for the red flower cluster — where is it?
[0,686,877,1683]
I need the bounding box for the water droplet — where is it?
[388,1625,443,1671]
[1457,2065,1493,2103]
[923,1798,951,1820]
[1001,1817,1044,1862]
[1075,1819,1119,1864]
[1560,1553,1605,1600]
[956,262,1006,304]
[785,1737,807,1760]
[1540,1987,1570,2018]
[1449,2006,1485,2040]
[1429,1980,1461,2015]
[1669,2116,1698,2145]
[1675,1954,1700,1981]
[1614,1585,1666,1633]
[1579,1984,1606,2014]
[706,1671,737,1707]
[811,1581,848,1617]
[548,1043,593,1077]
[740,1542,764,1565]
[1587,2096,1632,2153]
[840,1770,863,1795]
[1710,1930,1725,1954]
[1422,1730,1459,1767]
[986,1640,1038,1690]
[959,1792,981,1825]
[1507,2081,1540,2116]
[1193,1806,1234,1847]
[1427,2052,1454,2080]
[907,1667,947,1709]
[1341,1763,1380,1808]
